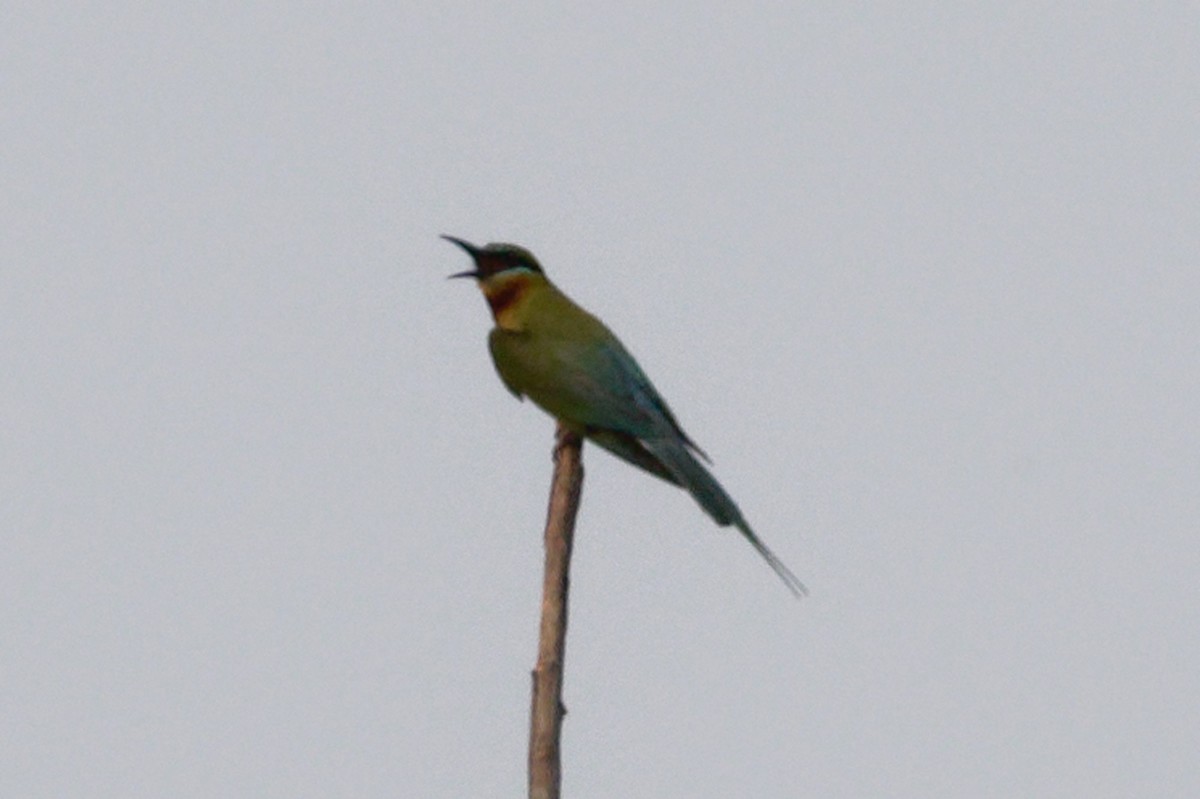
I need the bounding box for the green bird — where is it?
[444,235,806,597]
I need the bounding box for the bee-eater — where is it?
[444,235,806,597]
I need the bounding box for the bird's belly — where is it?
[491,334,598,427]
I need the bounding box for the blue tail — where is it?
[588,429,807,597]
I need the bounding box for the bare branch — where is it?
[528,423,584,799]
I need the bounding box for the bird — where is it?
[443,235,806,597]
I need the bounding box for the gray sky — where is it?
[3,4,1197,797]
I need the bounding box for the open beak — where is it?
[441,234,482,279]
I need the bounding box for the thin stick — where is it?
[528,423,584,799]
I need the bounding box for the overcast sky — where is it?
[3,4,1197,797]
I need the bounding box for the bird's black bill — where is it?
[442,235,483,279]
[440,234,479,256]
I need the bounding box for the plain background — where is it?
[3,4,1197,797]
